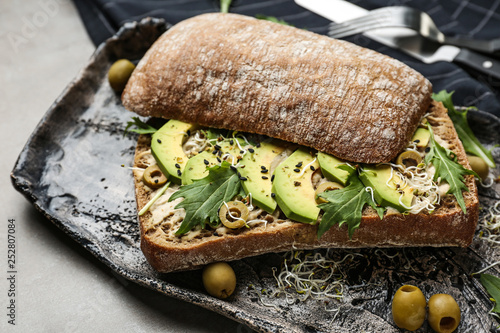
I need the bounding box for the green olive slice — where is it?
[315,181,344,204]
[135,151,155,169]
[219,201,249,229]
[396,150,422,168]
[143,164,168,188]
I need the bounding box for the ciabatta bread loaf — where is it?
[132,101,478,273]
[122,13,432,164]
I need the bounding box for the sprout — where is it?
[478,201,500,246]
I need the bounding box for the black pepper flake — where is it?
[294,168,301,173]
[261,169,268,174]
[218,150,222,157]
[212,150,217,155]
[230,165,237,171]
[214,144,221,150]
[217,157,221,163]
[187,130,191,136]
[310,165,316,171]
[271,192,276,198]
[229,139,234,145]
[425,147,431,153]
[262,176,269,180]
[237,172,242,177]
[156,139,162,144]
[271,175,275,182]
[294,181,301,186]
[256,143,261,148]
[239,176,248,181]
[240,150,245,154]
[261,166,266,170]
[175,163,181,169]
[296,162,303,167]
[154,179,159,184]
[248,148,255,153]
[177,170,182,176]
[204,159,209,165]
[414,139,420,143]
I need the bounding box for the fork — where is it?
[327,6,500,54]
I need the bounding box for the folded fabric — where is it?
[72,0,500,116]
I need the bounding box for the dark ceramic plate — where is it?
[11,18,500,332]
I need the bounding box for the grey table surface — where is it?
[0,1,250,332]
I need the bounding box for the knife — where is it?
[295,0,500,80]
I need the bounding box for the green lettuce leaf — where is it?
[424,124,477,213]
[170,163,241,235]
[124,117,157,136]
[317,173,383,239]
[480,273,500,313]
[432,90,496,168]
[220,0,232,13]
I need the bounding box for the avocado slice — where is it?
[181,139,242,184]
[317,152,355,186]
[272,148,320,223]
[411,128,430,148]
[359,165,414,212]
[239,141,285,213]
[182,151,217,185]
[151,120,196,184]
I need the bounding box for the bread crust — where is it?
[122,13,432,164]
[133,101,479,273]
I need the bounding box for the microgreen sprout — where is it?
[478,201,500,246]
[365,186,376,205]
[138,182,171,216]
[252,249,365,310]
[480,176,495,188]
[297,157,317,177]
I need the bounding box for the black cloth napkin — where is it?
[73,0,500,116]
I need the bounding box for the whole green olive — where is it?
[428,294,461,333]
[467,155,489,180]
[143,164,168,188]
[108,59,135,92]
[218,201,249,229]
[392,285,427,331]
[202,262,236,299]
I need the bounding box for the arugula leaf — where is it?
[170,162,241,235]
[432,90,496,168]
[124,117,157,136]
[317,173,383,239]
[256,15,292,26]
[220,0,232,13]
[480,274,500,313]
[424,124,477,213]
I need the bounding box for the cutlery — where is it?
[295,0,500,80]
[327,6,500,55]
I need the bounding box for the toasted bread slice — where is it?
[123,13,432,164]
[132,101,478,273]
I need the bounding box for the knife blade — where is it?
[295,0,500,80]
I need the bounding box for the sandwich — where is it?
[121,13,479,273]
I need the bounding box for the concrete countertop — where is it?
[1,1,250,332]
